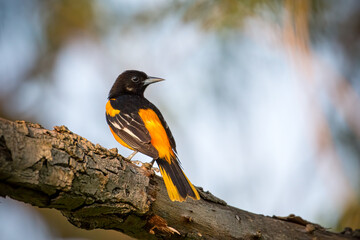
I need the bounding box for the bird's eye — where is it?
[131,76,139,83]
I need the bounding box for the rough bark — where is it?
[0,117,358,240]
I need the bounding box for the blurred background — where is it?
[0,0,359,239]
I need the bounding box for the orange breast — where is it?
[138,108,174,163]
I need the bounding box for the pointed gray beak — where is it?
[143,76,165,86]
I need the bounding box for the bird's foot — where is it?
[142,162,153,170]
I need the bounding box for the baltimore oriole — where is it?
[106,70,200,202]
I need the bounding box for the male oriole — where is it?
[105,70,200,202]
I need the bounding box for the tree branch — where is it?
[0,118,357,239]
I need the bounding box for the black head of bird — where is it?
[108,70,164,99]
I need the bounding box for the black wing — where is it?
[106,97,159,158]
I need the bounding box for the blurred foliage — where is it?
[132,0,284,31]
[29,0,98,80]
[182,0,281,30]
[133,0,329,34]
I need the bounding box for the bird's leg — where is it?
[127,150,138,161]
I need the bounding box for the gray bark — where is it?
[0,117,358,240]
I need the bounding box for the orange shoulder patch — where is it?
[106,99,120,117]
[138,109,174,163]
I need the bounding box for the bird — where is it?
[105,70,200,202]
